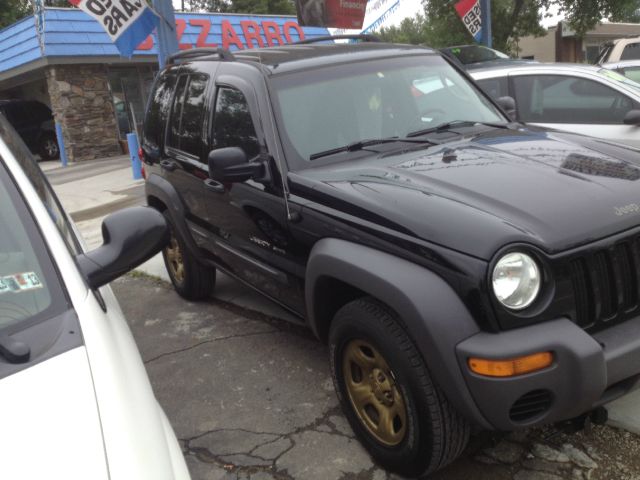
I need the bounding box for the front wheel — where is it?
[162,211,216,300]
[329,297,470,478]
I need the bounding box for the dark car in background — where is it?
[440,44,534,70]
[0,100,59,160]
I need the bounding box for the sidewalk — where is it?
[42,155,640,436]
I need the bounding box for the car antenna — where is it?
[256,47,299,223]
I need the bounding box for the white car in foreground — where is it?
[470,63,640,148]
[0,114,190,479]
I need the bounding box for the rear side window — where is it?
[143,73,176,152]
[621,42,640,61]
[167,73,209,158]
[212,87,260,158]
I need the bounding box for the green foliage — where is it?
[378,0,640,55]
[0,0,30,30]
[553,0,640,35]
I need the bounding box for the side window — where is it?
[180,75,208,157]
[167,75,188,152]
[167,74,208,158]
[621,42,640,61]
[143,73,176,152]
[512,75,636,124]
[212,87,260,158]
[476,77,508,99]
[623,67,640,84]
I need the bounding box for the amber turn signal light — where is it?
[468,352,554,378]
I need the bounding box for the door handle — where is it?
[204,178,225,193]
[159,160,177,172]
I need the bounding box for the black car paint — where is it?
[142,43,640,431]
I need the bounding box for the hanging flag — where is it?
[296,0,367,29]
[67,0,159,57]
[454,0,482,43]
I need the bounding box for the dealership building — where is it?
[0,8,328,161]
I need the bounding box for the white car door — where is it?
[509,71,640,148]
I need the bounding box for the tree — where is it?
[0,0,30,30]
[378,0,640,54]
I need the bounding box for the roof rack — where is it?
[292,34,381,45]
[167,47,235,65]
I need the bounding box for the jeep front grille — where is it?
[569,238,640,330]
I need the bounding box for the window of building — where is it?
[512,74,637,124]
[107,66,158,140]
[212,87,260,158]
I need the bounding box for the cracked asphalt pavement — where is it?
[112,274,640,480]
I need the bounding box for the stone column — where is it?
[46,64,121,162]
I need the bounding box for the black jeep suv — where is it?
[141,37,640,477]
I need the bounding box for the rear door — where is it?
[509,72,640,148]
[161,69,216,246]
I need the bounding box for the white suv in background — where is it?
[0,114,190,479]
[595,36,640,64]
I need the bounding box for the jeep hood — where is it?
[0,347,108,479]
[291,128,640,259]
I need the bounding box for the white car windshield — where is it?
[271,54,505,167]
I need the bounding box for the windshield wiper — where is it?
[407,120,509,138]
[309,137,436,161]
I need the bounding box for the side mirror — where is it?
[76,207,168,289]
[208,147,264,183]
[623,109,640,125]
[496,96,517,120]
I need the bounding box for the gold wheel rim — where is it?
[342,339,408,446]
[165,235,185,284]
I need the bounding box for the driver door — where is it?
[201,80,305,314]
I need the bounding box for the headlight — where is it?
[492,252,541,310]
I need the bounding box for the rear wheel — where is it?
[329,297,470,478]
[162,211,215,300]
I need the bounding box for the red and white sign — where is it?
[454,0,483,42]
[296,0,367,29]
[67,0,158,57]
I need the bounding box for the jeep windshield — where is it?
[270,54,505,168]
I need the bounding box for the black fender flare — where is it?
[145,173,207,263]
[305,237,491,429]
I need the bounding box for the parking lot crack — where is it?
[143,329,280,364]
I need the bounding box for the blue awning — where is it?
[0,8,330,76]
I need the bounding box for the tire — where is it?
[39,132,60,160]
[329,297,470,478]
[162,211,216,300]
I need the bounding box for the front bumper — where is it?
[456,315,640,430]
